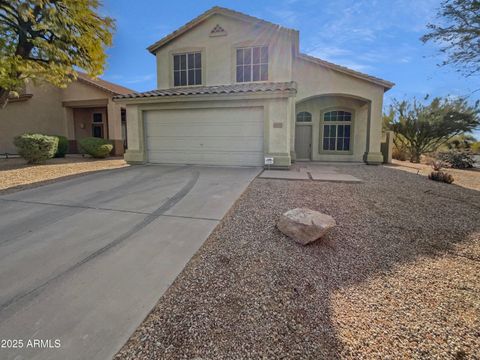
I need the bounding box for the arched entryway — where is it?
[293,94,371,162]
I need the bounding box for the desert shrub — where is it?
[53,135,68,158]
[78,137,113,158]
[392,146,408,161]
[428,171,454,184]
[437,150,475,169]
[13,133,58,164]
[429,159,445,171]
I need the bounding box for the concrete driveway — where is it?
[0,164,260,360]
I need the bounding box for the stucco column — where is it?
[63,107,76,153]
[123,104,146,163]
[364,97,384,164]
[289,96,296,162]
[266,98,292,168]
[107,100,124,155]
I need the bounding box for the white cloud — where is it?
[106,74,155,85]
[123,74,156,84]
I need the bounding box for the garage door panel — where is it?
[148,150,264,166]
[147,137,263,152]
[144,107,264,166]
[145,123,263,137]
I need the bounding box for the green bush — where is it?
[428,171,454,184]
[437,150,475,169]
[471,141,480,154]
[53,135,68,158]
[78,137,113,158]
[13,133,58,164]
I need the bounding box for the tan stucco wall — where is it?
[293,57,386,163]
[0,83,65,154]
[62,80,110,102]
[155,14,296,88]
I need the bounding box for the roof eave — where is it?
[113,89,296,104]
[75,74,135,96]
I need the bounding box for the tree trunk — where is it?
[0,88,9,109]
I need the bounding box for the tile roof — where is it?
[113,82,297,100]
[76,72,134,95]
[298,53,395,90]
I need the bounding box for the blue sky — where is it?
[101,0,479,137]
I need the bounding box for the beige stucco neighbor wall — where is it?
[121,93,293,167]
[0,83,65,154]
[293,57,385,163]
[155,14,296,89]
[0,80,125,155]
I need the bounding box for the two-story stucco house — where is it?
[114,6,394,167]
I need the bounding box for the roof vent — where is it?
[210,24,227,37]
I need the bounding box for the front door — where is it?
[295,125,312,160]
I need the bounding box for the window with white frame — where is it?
[322,111,352,151]
[173,52,202,86]
[296,111,312,122]
[236,46,268,82]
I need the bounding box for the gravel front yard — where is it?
[0,156,127,194]
[388,159,480,191]
[115,165,480,359]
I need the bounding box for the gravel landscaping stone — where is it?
[278,208,336,245]
[0,156,127,194]
[115,165,480,359]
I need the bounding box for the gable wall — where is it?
[293,57,385,102]
[62,80,111,102]
[155,14,295,88]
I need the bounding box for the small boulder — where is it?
[277,208,336,245]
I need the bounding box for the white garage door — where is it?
[144,107,264,166]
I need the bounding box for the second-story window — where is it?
[173,52,202,86]
[236,46,268,82]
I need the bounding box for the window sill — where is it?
[8,94,33,103]
[319,151,354,155]
[172,84,204,88]
[235,80,271,84]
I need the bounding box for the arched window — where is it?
[322,110,352,152]
[296,111,312,122]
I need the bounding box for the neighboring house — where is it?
[114,6,394,167]
[0,73,134,156]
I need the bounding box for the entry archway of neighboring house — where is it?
[72,107,108,152]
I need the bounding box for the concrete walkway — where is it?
[0,165,260,360]
[260,163,363,183]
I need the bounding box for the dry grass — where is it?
[388,159,480,191]
[0,156,128,194]
[115,165,480,359]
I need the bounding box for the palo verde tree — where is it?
[0,0,114,108]
[385,97,480,163]
[421,0,480,76]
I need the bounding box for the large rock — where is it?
[277,208,336,245]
